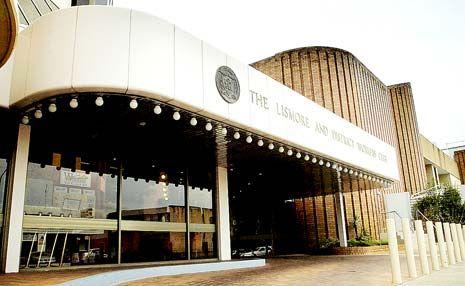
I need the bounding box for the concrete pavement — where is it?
[405,262,465,285]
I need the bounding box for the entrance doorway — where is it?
[228,144,336,258]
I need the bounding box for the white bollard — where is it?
[387,218,402,285]
[435,222,449,268]
[426,221,440,271]
[450,223,462,262]
[443,223,456,265]
[462,225,465,247]
[456,223,465,259]
[402,218,417,278]
[415,220,430,275]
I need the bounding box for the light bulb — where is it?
[173,111,181,120]
[221,127,228,135]
[246,136,252,143]
[48,103,57,113]
[332,164,337,169]
[296,152,301,159]
[279,146,284,153]
[34,109,42,119]
[268,143,274,150]
[304,155,310,161]
[319,160,324,166]
[95,96,104,107]
[343,168,348,173]
[257,139,264,146]
[349,170,354,175]
[69,98,78,109]
[21,115,29,125]
[233,131,240,139]
[287,149,293,156]
[154,105,162,114]
[325,162,331,168]
[312,157,317,163]
[190,117,197,126]
[129,99,138,109]
[205,122,213,131]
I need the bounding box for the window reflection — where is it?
[25,163,117,219]
[189,187,214,224]
[189,186,216,259]
[121,231,186,262]
[122,178,185,222]
[20,230,117,268]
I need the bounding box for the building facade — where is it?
[252,47,460,245]
[0,1,460,275]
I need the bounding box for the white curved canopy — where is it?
[5,5,399,181]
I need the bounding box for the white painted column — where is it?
[426,221,440,271]
[435,222,448,268]
[387,218,402,285]
[216,166,231,261]
[463,225,465,255]
[2,124,30,273]
[415,220,430,275]
[443,223,456,265]
[450,223,462,262]
[456,223,465,260]
[334,186,347,247]
[401,218,417,278]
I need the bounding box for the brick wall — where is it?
[454,150,465,183]
[388,83,427,194]
[252,46,412,244]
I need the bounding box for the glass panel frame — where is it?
[21,161,218,268]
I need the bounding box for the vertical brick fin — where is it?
[388,83,427,194]
[454,151,465,184]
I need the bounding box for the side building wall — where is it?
[388,83,427,194]
[454,150,465,184]
[252,46,402,245]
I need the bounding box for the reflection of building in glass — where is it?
[24,164,117,219]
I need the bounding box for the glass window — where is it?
[20,230,117,268]
[122,178,185,222]
[24,163,117,219]
[120,169,188,263]
[121,231,185,263]
[21,159,118,268]
[188,171,216,259]
[18,94,219,268]
[190,232,215,259]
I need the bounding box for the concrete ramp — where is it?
[59,259,265,286]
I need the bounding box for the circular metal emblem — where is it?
[215,66,240,104]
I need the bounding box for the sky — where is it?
[114,0,465,148]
